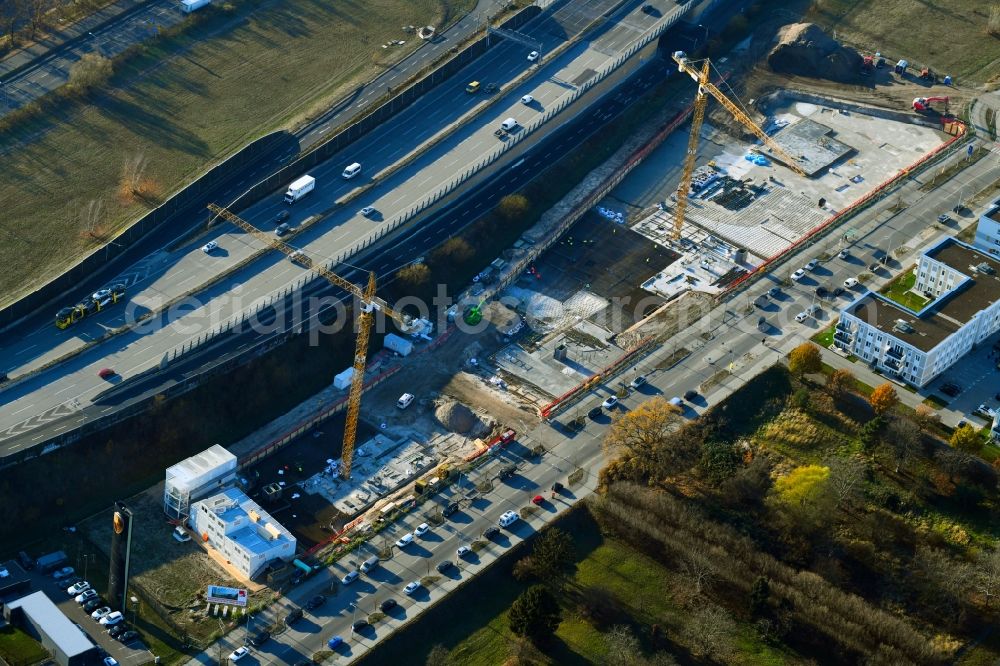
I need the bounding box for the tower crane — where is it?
[669,51,807,240]
[207,203,412,480]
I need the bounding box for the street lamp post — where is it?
[130,595,139,625]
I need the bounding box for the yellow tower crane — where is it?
[207,203,412,480]
[669,51,807,240]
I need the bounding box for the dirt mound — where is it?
[768,23,862,83]
[434,398,491,436]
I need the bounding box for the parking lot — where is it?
[30,565,152,665]
[927,331,1000,426]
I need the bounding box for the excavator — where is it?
[912,96,949,113]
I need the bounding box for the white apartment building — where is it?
[974,204,1000,258]
[835,238,1000,387]
[189,487,296,580]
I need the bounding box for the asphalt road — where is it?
[175,127,1000,666]
[0,55,672,455]
[0,0,686,450]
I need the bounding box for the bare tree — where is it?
[826,456,867,507]
[680,548,715,596]
[120,152,150,198]
[975,548,1000,609]
[79,198,105,239]
[882,416,922,473]
[935,448,972,483]
[604,625,641,666]
[681,603,735,660]
[914,546,972,618]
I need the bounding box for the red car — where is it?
[531,495,544,506]
[498,429,516,445]
[98,368,115,380]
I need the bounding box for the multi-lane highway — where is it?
[0,0,690,451]
[178,122,1000,665]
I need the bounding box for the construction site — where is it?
[68,18,973,651]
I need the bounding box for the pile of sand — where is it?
[434,399,491,436]
[768,23,862,83]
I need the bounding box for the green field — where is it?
[0,0,474,307]
[0,626,49,665]
[804,0,1000,82]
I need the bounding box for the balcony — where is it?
[886,347,903,360]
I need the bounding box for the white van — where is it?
[500,117,518,131]
[396,393,415,409]
[498,510,520,528]
[342,162,362,179]
[360,556,380,574]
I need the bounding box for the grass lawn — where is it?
[0,626,49,665]
[804,0,1000,82]
[810,322,836,347]
[879,267,929,311]
[0,0,474,307]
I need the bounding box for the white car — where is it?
[843,277,859,288]
[520,94,534,105]
[104,657,120,666]
[395,533,414,548]
[341,571,359,585]
[202,240,218,253]
[67,581,91,596]
[76,589,98,604]
[602,395,619,410]
[791,268,806,281]
[229,646,250,662]
[527,50,539,62]
[396,393,415,409]
[414,522,430,537]
[805,259,818,271]
[360,206,376,218]
[838,249,850,259]
[498,510,520,528]
[404,581,421,596]
[91,606,113,621]
[172,525,191,542]
[100,611,124,626]
[457,545,472,558]
[795,311,810,323]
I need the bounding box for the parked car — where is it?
[443,501,460,517]
[172,525,191,542]
[843,277,859,288]
[768,287,782,298]
[588,406,603,419]
[99,611,124,626]
[683,390,699,402]
[248,631,270,648]
[551,481,564,493]
[527,50,539,62]
[229,647,250,662]
[108,624,128,639]
[67,581,91,596]
[116,631,140,644]
[531,495,545,505]
[833,287,846,297]
[629,375,647,388]
[395,533,414,548]
[352,619,369,633]
[838,249,850,259]
[791,268,806,281]
[815,286,829,298]
[82,598,103,613]
[327,636,344,649]
[91,607,113,622]
[520,94,534,105]
[483,526,500,540]
[98,368,116,380]
[404,581,421,596]
[341,571,359,585]
[202,240,218,253]
[306,595,326,610]
[457,545,472,558]
[379,598,397,613]
[17,551,34,570]
[805,259,818,271]
[414,523,430,537]
[602,395,619,409]
[937,213,950,223]
[76,590,98,604]
[436,560,453,573]
[499,510,520,527]
[104,657,120,666]
[360,206,376,218]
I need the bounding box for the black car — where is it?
[284,606,303,624]
[768,287,782,298]
[443,501,459,517]
[306,595,326,610]
[483,526,500,540]
[274,210,290,224]
[587,406,602,419]
[82,598,103,613]
[833,287,845,297]
[815,286,829,298]
[379,598,397,613]
[17,551,33,570]
[248,631,270,648]
[498,464,516,480]
[274,222,290,237]
[641,3,657,14]
[683,390,699,402]
[551,482,564,494]
[352,619,369,633]
[941,383,961,397]
[117,630,140,644]
[436,560,454,573]
[108,624,128,639]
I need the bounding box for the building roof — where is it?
[166,444,237,490]
[5,591,95,657]
[846,238,1000,352]
[0,561,31,599]
[197,488,294,557]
